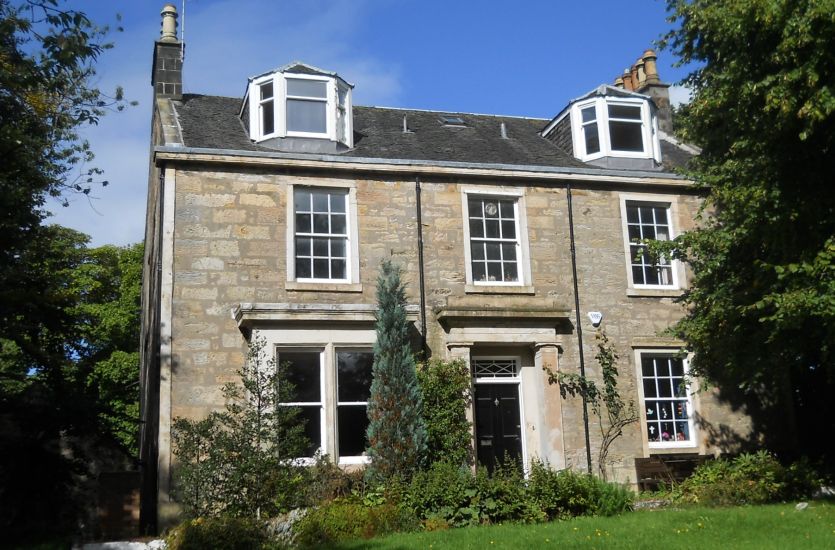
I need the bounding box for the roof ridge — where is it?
[355,104,550,121]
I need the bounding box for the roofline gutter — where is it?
[153,146,691,187]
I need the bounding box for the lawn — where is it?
[325,501,835,549]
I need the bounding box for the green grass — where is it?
[322,501,835,549]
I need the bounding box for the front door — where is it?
[474,383,523,472]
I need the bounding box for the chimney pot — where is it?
[160,3,178,43]
[636,58,646,88]
[622,68,633,91]
[614,76,624,89]
[642,49,660,84]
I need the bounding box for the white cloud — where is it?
[669,84,693,108]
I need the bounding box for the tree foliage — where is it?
[661,0,835,459]
[172,337,310,519]
[365,260,427,483]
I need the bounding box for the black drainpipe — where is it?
[415,176,428,355]
[566,181,593,474]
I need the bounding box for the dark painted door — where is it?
[475,383,522,472]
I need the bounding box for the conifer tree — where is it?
[365,260,427,482]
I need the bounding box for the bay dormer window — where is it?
[570,96,660,162]
[244,62,353,151]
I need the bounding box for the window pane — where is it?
[294,189,311,212]
[260,82,274,100]
[484,202,499,218]
[626,205,639,223]
[338,405,369,457]
[487,262,502,281]
[297,406,321,457]
[337,351,374,402]
[313,258,329,278]
[608,104,641,120]
[658,401,673,421]
[674,422,690,441]
[503,262,518,282]
[295,237,311,256]
[312,237,329,256]
[584,122,600,154]
[331,238,346,258]
[674,402,688,419]
[657,358,671,376]
[609,120,644,152]
[643,378,657,398]
[470,219,484,238]
[647,422,661,442]
[501,220,516,239]
[644,266,660,285]
[468,199,483,217]
[287,99,327,133]
[330,193,346,213]
[485,220,500,238]
[331,259,346,280]
[485,242,501,261]
[331,214,347,235]
[313,214,329,233]
[501,243,517,262]
[632,265,646,285]
[296,213,311,233]
[471,242,485,260]
[280,351,321,403]
[670,358,684,377]
[261,101,274,135]
[499,200,515,219]
[581,106,596,123]
[628,224,642,241]
[472,261,486,281]
[312,192,329,212]
[296,258,311,279]
[654,207,668,225]
[641,357,656,377]
[287,78,327,98]
[658,380,673,398]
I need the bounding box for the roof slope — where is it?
[172,94,691,171]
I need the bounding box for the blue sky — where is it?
[49,0,691,246]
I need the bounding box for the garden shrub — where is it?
[405,460,478,527]
[675,451,822,506]
[527,460,632,519]
[417,359,473,466]
[293,498,419,547]
[165,517,267,550]
[473,461,545,524]
[300,456,365,506]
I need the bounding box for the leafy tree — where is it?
[365,260,427,483]
[660,0,835,461]
[417,359,473,467]
[546,331,637,480]
[172,337,310,519]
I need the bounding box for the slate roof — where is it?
[172,94,691,171]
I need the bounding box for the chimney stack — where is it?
[634,49,672,134]
[151,3,183,99]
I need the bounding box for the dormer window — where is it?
[571,97,659,162]
[244,62,354,150]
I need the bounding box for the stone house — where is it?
[139,3,750,533]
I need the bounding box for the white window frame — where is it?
[570,97,661,162]
[461,187,532,288]
[619,193,684,292]
[284,73,333,139]
[248,72,351,145]
[276,347,327,460]
[334,347,374,465]
[257,80,277,139]
[257,326,376,466]
[286,182,361,287]
[633,349,698,451]
[471,355,529,470]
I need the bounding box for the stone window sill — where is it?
[465,284,536,295]
[285,281,363,293]
[627,287,683,298]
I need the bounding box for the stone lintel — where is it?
[630,336,685,349]
[233,302,419,327]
